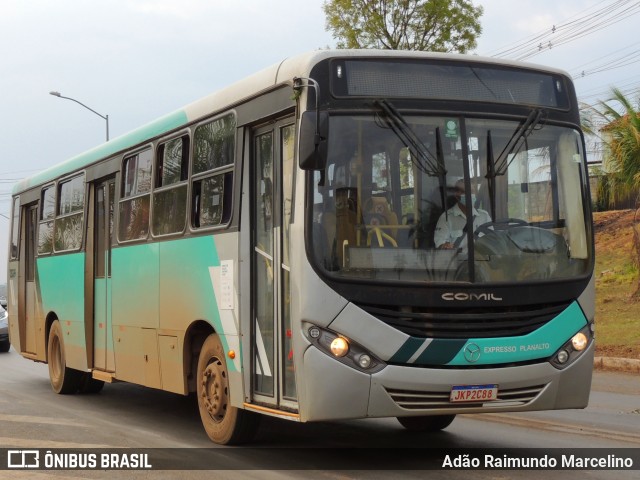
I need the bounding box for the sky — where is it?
[1,0,638,283]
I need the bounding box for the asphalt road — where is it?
[1,346,639,480]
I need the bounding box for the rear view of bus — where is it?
[295,53,593,431]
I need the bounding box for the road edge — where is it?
[594,356,640,373]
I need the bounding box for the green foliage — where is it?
[322,0,483,52]
[584,88,640,208]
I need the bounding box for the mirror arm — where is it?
[293,77,321,146]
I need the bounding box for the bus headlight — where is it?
[358,354,372,369]
[556,350,569,364]
[550,324,593,370]
[305,324,385,373]
[571,332,588,351]
[330,337,349,357]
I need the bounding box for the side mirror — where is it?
[299,111,328,170]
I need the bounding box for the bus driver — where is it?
[434,179,491,251]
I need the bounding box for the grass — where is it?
[593,209,640,359]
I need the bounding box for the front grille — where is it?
[358,302,570,338]
[386,384,546,410]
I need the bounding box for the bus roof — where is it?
[13,49,570,195]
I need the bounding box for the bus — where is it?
[7,50,594,445]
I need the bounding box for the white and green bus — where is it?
[7,50,594,445]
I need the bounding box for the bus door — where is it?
[93,178,116,371]
[22,204,38,354]
[251,119,298,410]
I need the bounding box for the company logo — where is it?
[463,343,481,363]
[8,450,39,469]
[441,292,503,301]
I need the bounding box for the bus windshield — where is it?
[310,112,591,285]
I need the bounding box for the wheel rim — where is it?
[200,357,228,423]
[51,335,62,380]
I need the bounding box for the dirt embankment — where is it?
[594,209,637,240]
[593,209,640,359]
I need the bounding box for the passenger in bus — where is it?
[434,179,491,251]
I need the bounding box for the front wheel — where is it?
[47,320,82,394]
[397,414,456,432]
[196,334,260,445]
[0,340,9,353]
[78,372,105,394]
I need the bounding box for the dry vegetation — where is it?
[594,209,640,359]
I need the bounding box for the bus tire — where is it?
[47,320,83,394]
[78,372,105,394]
[196,333,260,445]
[397,414,456,432]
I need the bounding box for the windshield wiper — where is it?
[485,109,545,220]
[493,108,545,176]
[375,99,449,217]
[486,130,497,220]
[375,99,446,178]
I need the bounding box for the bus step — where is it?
[92,370,115,383]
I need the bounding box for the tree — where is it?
[323,0,483,52]
[584,88,640,297]
[584,88,640,208]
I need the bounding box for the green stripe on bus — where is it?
[390,337,426,363]
[444,301,587,366]
[388,301,587,367]
[415,339,467,365]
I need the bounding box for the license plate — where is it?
[450,384,498,403]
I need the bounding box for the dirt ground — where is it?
[594,208,638,240]
[593,209,640,359]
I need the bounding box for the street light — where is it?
[49,91,109,141]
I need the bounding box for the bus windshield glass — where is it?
[310,112,591,285]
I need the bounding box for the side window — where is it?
[191,114,235,229]
[10,198,20,259]
[38,185,55,254]
[398,148,415,218]
[152,136,189,236]
[371,152,390,195]
[55,175,85,252]
[119,148,152,241]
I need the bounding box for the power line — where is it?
[0,168,43,176]
[579,82,640,103]
[484,0,640,61]
[573,50,640,79]
[483,0,626,57]
[571,40,640,71]
[578,71,640,95]
[526,3,640,58]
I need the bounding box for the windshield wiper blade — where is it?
[434,126,449,221]
[486,130,497,220]
[376,99,450,219]
[494,108,545,176]
[375,99,446,178]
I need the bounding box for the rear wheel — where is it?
[47,320,82,394]
[397,414,456,432]
[196,333,260,445]
[0,340,9,353]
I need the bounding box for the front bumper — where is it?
[300,342,593,421]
